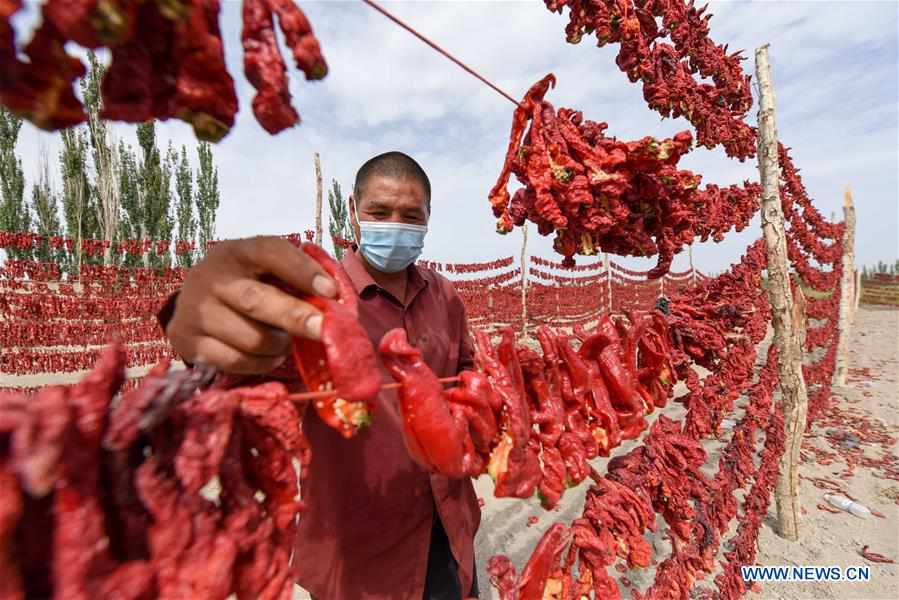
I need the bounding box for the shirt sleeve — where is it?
[156,291,197,369]
[156,291,179,334]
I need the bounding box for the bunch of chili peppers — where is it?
[0,0,326,140]
[543,0,755,161]
[0,343,313,600]
[378,309,678,504]
[481,237,783,600]
[489,75,760,276]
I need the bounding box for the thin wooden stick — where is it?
[689,245,697,286]
[520,222,529,340]
[286,376,460,402]
[313,153,323,246]
[605,252,612,313]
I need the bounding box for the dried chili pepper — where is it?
[379,328,466,479]
[43,0,137,48]
[169,0,239,142]
[517,523,571,600]
[291,243,380,438]
[476,329,541,498]
[268,0,328,80]
[537,446,566,510]
[859,546,895,564]
[101,0,178,123]
[0,20,86,130]
[0,462,24,600]
[444,370,499,454]
[242,0,299,134]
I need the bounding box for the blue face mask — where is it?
[355,203,428,273]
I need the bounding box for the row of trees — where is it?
[861,260,899,278]
[0,53,220,272]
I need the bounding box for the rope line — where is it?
[360,0,525,110]
[286,375,460,402]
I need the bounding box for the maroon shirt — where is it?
[158,250,481,599]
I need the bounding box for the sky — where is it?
[8,0,899,275]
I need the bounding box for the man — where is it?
[159,152,481,600]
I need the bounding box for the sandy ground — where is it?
[744,307,899,600]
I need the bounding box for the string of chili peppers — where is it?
[1,0,327,139]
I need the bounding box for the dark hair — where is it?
[353,151,431,213]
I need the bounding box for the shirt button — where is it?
[418,334,429,346]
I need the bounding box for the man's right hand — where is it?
[165,236,338,375]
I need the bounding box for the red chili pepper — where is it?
[597,344,641,413]
[585,362,622,454]
[477,329,541,498]
[557,433,589,486]
[443,371,499,454]
[859,546,895,564]
[537,445,566,511]
[449,404,484,477]
[379,328,466,479]
[291,243,380,439]
[517,523,571,600]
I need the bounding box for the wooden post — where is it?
[689,244,697,285]
[555,279,561,321]
[605,252,612,313]
[834,187,856,386]
[520,223,529,340]
[313,153,323,246]
[854,269,862,312]
[756,44,810,542]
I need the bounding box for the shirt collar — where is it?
[341,247,429,303]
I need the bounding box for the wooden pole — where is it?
[520,223,529,340]
[605,252,612,313]
[854,269,862,313]
[756,44,810,542]
[689,245,697,285]
[834,187,856,386]
[313,153,323,246]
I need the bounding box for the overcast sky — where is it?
[9,0,898,274]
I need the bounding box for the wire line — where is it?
[360,0,525,110]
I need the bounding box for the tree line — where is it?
[861,260,899,279]
[0,53,220,273]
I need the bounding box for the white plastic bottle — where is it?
[824,494,871,518]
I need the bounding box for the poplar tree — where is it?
[0,107,31,260]
[60,126,94,272]
[195,141,219,260]
[173,145,196,267]
[136,122,174,268]
[327,179,352,259]
[82,51,120,265]
[31,147,65,264]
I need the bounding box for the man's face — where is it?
[351,174,429,241]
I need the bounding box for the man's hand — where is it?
[165,236,338,374]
